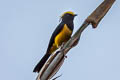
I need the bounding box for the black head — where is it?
[60,11,77,22]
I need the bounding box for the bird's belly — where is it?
[55,24,72,48]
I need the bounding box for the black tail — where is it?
[33,53,50,73]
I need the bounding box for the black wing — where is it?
[33,22,64,73]
[46,22,64,54]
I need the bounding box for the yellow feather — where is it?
[55,24,72,48]
[61,11,75,17]
[49,24,72,54]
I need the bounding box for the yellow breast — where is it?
[55,24,72,48]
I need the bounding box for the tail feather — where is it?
[33,53,50,73]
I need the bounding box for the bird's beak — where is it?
[74,14,77,17]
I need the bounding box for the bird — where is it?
[33,11,77,73]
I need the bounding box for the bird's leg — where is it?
[61,42,67,58]
[60,42,65,49]
[56,42,67,58]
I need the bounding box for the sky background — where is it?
[0,0,120,80]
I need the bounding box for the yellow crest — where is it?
[61,11,75,17]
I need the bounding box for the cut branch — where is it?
[36,0,116,80]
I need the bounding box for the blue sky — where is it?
[0,0,120,80]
